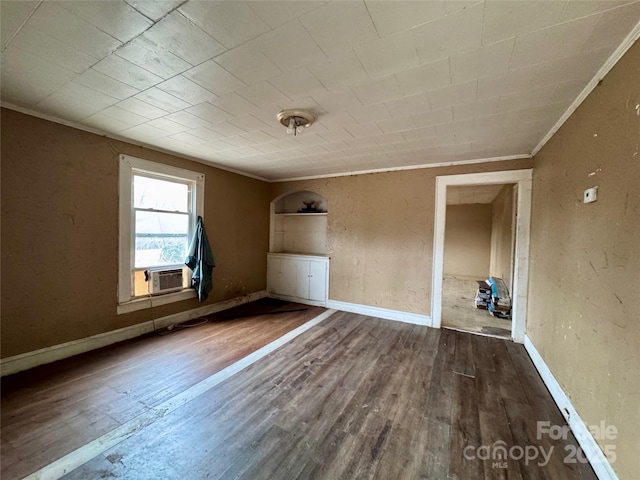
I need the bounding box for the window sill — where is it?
[117,289,197,315]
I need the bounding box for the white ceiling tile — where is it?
[236,81,291,110]
[227,114,271,132]
[531,48,610,87]
[549,77,591,103]
[401,125,438,141]
[100,105,148,127]
[248,1,326,29]
[0,0,39,49]
[183,60,246,97]
[352,74,403,106]
[559,0,634,22]
[124,0,183,21]
[482,1,566,45]
[496,85,557,113]
[169,131,208,145]
[146,117,190,134]
[188,127,224,142]
[220,135,256,148]
[257,21,326,71]
[292,133,326,147]
[355,30,421,79]
[345,136,377,149]
[371,132,406,145]
[269,67,327,101]
[509,15,599,70]
[116,97,169,119]
[300,1,378,55]
[452,98,500,121]
[56,82,120,109]
[185,102,233,123]
[92,54,164,90]
[581,2,640,52]
[412,2,484,64]
[10,28,97,73]
[395,58,451,96]
[384,93,431,117]
[348,103,392,124]
[412,106,454,127]
[28,2,122,58]
[377,116,417,134]
[345,120,380,138]
[477,66,538,99]
[201,139,236,151]
[234,145,267,157]
[311,88,363,112]
[307,50,370,90]
[37,93,106,121]
[317,110,357,129]
[365,0,448,37]
[179,1,270,49]
[319,128,355,143]
[142,11,226,65]
[74,69,140,100]
[209,93,260,117]
[57,0,152,43]
[322,141,350,152]
[214,42,282,85]
[121,123,173,141]
[156,75,217,105]
[449,38,515,84]
[1,45,76,86]
[164,111,216,129]
[83,112,135,132]
[135,87,191,112]
[427,80,477,109]
[0,70,64,106]
[208,122,247,137]
[242,130,277,145]
[116,36,192,79]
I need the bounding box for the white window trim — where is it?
[118,154,204,314]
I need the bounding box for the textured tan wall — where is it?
[443,204,492,278]
[1,109,270,358]
[489,185,515,290]
[271,158,531,315]
[528,42,640,478]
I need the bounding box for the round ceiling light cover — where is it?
[277,109,315,131]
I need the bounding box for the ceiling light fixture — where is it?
[277,109,315,136]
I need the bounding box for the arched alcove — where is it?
[270,190,328,255]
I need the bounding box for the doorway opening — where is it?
[441,184,516,338]
[431,169,532,343]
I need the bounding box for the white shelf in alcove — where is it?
[275,212,328,216]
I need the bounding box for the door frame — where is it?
[431,169,533,343]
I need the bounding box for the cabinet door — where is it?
[279,257,298,297]
[295,260,310,299]
[308,260,327,301]
[267,256,282,295]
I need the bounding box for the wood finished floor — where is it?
[1,300,324,480]
[2,306,596,480]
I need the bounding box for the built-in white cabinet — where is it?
[267,253,329,306]
[268,191,330,306]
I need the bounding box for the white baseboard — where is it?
[326,299,431,326]
[524,335,619,480]
[1,290,268,377]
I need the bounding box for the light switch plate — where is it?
[584,186,598,204]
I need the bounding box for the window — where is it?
[118,155,204,313]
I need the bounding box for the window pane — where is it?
[135,211,189,268]
[134,175,189,212]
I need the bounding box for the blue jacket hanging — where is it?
[185,216,215,302]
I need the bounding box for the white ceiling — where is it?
[2,1,639,181]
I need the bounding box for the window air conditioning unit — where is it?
[147,268,184,295]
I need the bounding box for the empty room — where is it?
[1,1,638,479]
